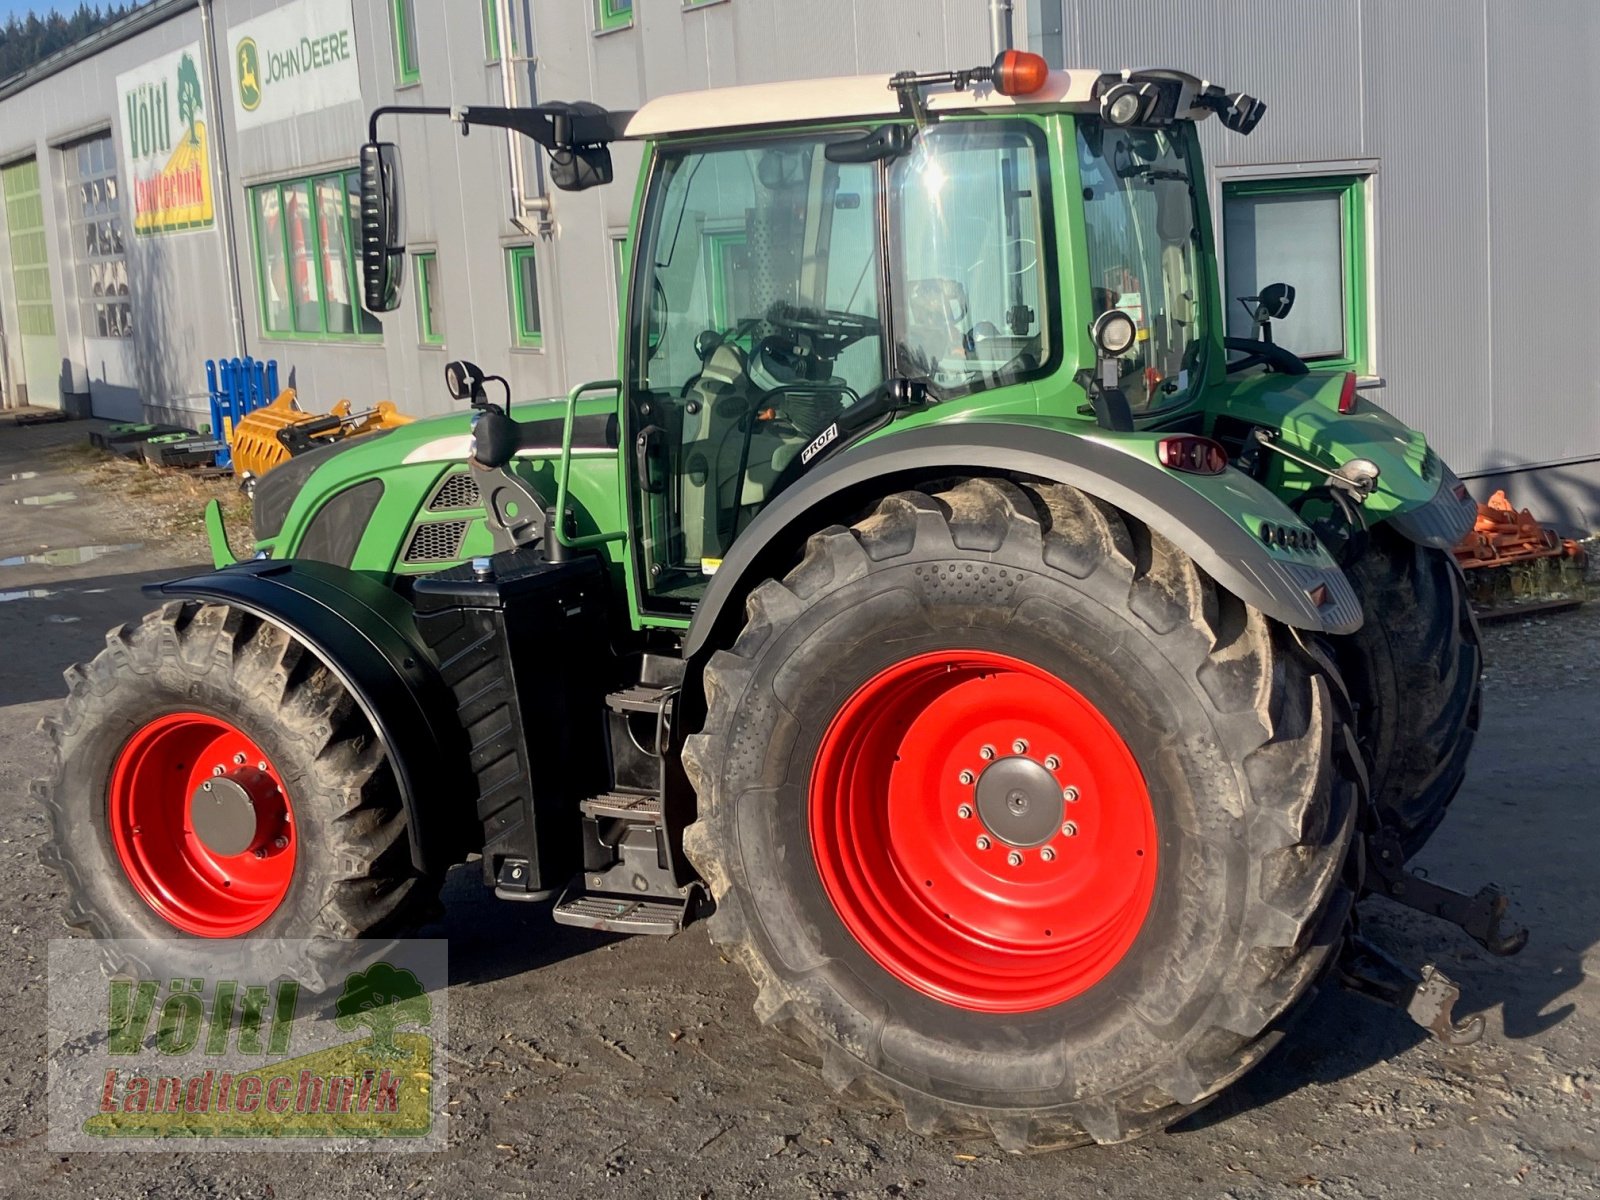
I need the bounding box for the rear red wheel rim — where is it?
[108,712,297,937]
[810,650,1158,1013]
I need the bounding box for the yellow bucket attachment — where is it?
[229,389,412,488]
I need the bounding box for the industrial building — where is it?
[0,0,1595,526]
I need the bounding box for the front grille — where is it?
[427,471,481,511]
[403,520,468,563]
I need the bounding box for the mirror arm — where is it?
[367,104,454,142]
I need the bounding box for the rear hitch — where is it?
[1338,935,1484,1046]
[1366,831,1529,957]
[1339,831,1529,1046]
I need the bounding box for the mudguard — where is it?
[144,560,470,875]
[683,421,1364,660]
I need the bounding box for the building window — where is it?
[482,0,517,62]
[1222,175,1368,373]
[595,0,633,33]
[65,133,130,339]
[506,247,542,347]
[249,170,381,341]
[416,251,443,344]
[392,0,421,84]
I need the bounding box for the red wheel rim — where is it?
[810,650,1157,1013]
[108,712,297,937]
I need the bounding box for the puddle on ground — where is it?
[0,588,53,602]
[48,613,81,623]
[0,542,142,567]
[14,492,77,507]
[4,471,39,482]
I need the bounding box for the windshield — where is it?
[1076,119,1206,411]
[889,122,1051,392]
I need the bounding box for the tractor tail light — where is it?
[992,50,1049,96]
[1157,435,1229,476]
[1337,371,1358,414]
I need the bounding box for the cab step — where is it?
[581,791,663,823]
[551,887,694,936]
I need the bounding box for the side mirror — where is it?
[548,144,613,191]
[1257,281,1295,321]
[359,142,405,313]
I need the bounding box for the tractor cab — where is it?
[358,56,1271,614]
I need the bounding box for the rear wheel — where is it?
[37,601,440,946]
[684,478,1361,1150]
[1338,527,1482,858]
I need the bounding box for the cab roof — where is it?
[623,68,1104,139]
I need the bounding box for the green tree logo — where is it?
[177,52,203,144]
[236,38,261,111]
[333,963,432,1059]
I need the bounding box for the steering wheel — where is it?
[767,303,881,349]
[1223,336,1308,376]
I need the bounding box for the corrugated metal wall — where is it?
[1048,0,1600,524]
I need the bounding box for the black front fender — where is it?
[685,422,1362,661]
[145,560,469,876]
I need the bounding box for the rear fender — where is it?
[683,421,1364,665]
[145,560,470,876]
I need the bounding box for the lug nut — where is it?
[257,761,268,772]
[1041,846,1056,862]
[1012,739,1028,755]
[254,848,267,859]
[957,804,974,820]
[958,770,975,786]
[1044,755,1060,771]
[1063,786,1079,803]
[976,835,992,851]
[273,835,288,850]
[233,753,246,765]
[211,765,225,776]
[979,745,995,761]
[1062,821,1078,837]
[201,781,212,792]
[1007,851,1023,867]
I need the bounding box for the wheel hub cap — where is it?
[974,756,1062,847]
[188,769,285,857]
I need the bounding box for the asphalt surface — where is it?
[1,417,1596,1199]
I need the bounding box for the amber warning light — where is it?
[992,50,1050,96]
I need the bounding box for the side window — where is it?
[1222,175,1369,373]
[891,123,1050,394]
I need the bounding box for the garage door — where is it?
[2,157,58,409]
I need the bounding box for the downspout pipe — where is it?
[197,0,248,359]
[989,0,1015,57]
[497,0,552,239]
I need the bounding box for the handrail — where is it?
[555,378,627,550]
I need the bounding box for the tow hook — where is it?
[1339,830,1528,1046]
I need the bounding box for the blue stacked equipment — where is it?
[205,357,280,469]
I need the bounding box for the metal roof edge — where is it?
[0,0,199,104]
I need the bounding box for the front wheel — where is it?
[37,602,439,945]
[684,478,1361,1150]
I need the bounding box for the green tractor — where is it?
[39,53,1523,1149]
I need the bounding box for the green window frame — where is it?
[595,0,633,33]
[415,251,443,345]
[1221,174,1369,374]
[506,246,543,348]
[248,170,382,342]
[391,0,420,84]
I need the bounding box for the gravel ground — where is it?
[0,418,1596,1199]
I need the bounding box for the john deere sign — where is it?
[116,45,214,236]
[228,0,362,133]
